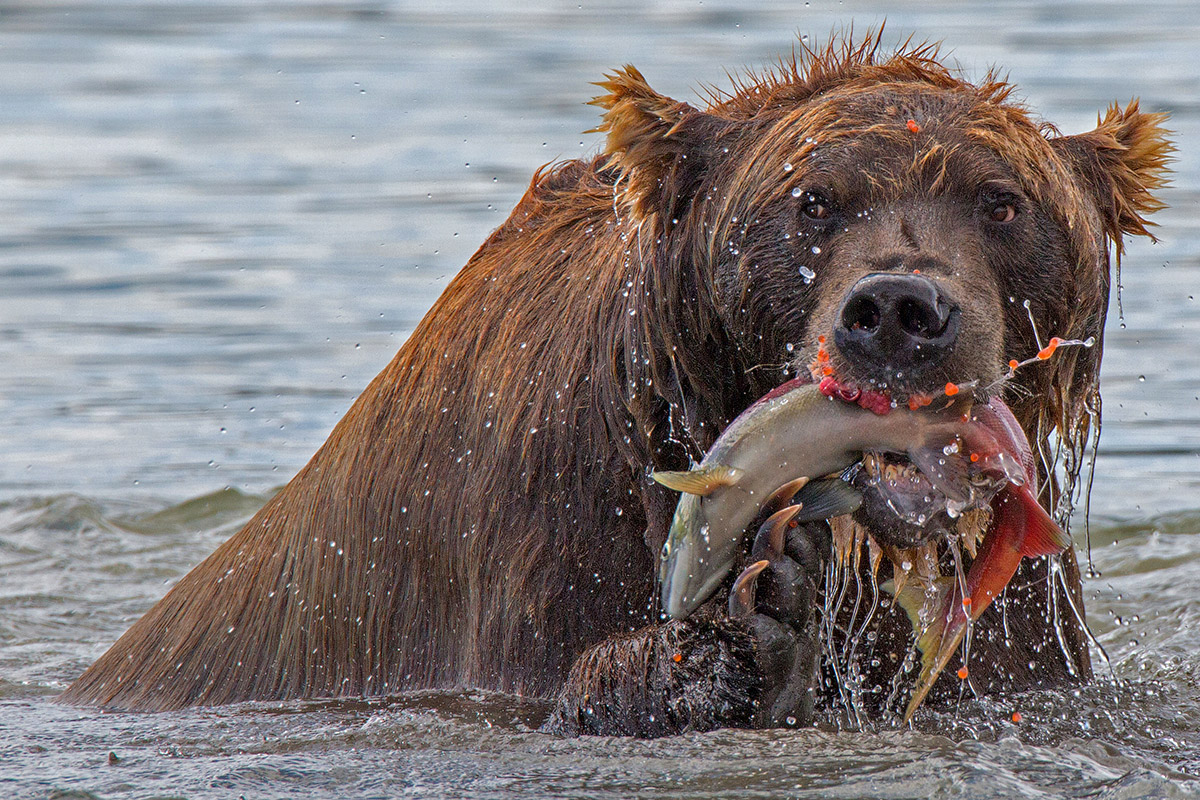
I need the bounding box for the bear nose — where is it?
[833,273,960,373]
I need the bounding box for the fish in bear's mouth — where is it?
[653,357,1077,719]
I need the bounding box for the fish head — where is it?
[658,494,739,620]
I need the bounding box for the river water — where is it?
[2,2,1198,798]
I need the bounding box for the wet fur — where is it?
[62,34,1170,729]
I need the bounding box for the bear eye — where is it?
[981,189,1021,225]
[990,202,1017,223]
[800,193,831,221]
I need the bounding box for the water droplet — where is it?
[810,245,821,255]
[798,265,815,283]
[1138,375,1146,382]
[783,162,794,172]
[791,186,803,198]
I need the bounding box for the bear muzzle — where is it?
[833,271,961,382]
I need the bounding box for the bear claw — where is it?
[728,559,770,618]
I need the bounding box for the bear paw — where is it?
[728,505,828,728]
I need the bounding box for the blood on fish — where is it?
[835,384,861,403]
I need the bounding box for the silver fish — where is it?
[654,378,985,620]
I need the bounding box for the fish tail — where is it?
[1010,485,1073,556]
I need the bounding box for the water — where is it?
[2,1,1198,797]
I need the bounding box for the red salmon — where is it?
[892,397,1072,721]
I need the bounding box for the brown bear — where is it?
[60,34,1171,737]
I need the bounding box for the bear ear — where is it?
[591,66,726,222]
[1051,100,1173,253]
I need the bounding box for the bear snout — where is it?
[833,272,961,379]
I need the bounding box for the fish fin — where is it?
[1012,487,1073,556]
[884,551,912,596]
[907,443,974,505]
[911,579,957,661]
[790,478,863,522]
[886,577,953,653]
[652,464,743,496]
[887,576,970,723]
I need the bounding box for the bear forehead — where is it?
[717,84,1071,213]
[712,73,1054,174]
[768,85,1045,161]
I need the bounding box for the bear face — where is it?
[596,39,1170,551]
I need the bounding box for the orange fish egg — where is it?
[672,652,683,663]
[970,453,980,463]
[1037,337,1063,360]
[1011,711,1023,723]
[1008,359,1020,370]
[906,119,920,133]
[944,382,959,396]
[957,667,969,680]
